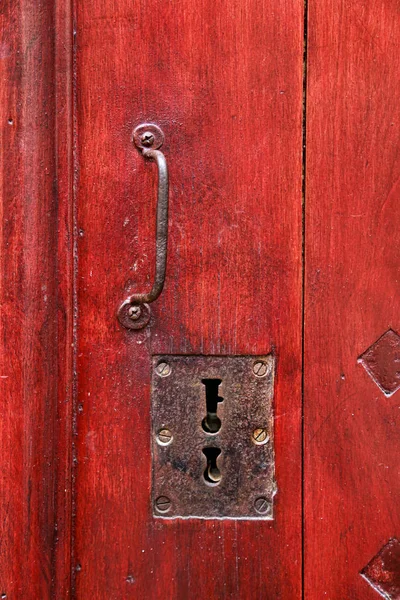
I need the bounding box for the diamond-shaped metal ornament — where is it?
[359,330,400,397]
[361,539,400,599]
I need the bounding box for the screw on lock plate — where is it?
[154,496,172,513]
[252,427,269,445]
[157,428,173,445]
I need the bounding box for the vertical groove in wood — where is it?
[0,1,73,597]
[301,0,309,597]
[54,0,74,596]
[70,0,79,596]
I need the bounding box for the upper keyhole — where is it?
[201,379,223,434]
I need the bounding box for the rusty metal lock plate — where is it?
[151,355,276,519]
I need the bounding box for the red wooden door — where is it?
[0,1,398,599]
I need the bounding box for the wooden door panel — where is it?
[0,1,73,598]
[75,0,303,597]
[305,0,400,597]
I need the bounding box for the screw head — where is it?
[254,496,271,515]
[141,131,155,147]
[133,124,164,151]
[154,495,171,513]
[155,362,171,377]
[253,360,271,378]
[118,301,151,330]
[128,305,141,320]
[157,428,173,445]
[252,427,269,445]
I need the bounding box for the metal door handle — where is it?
[118,124,169,330]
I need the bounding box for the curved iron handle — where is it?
[118,124,169,330]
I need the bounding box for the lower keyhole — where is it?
[203,447,222,485]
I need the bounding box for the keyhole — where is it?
[202,447,222,485]
[201,379,223,434]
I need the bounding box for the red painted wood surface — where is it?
[74,0,303,597]
[0,0,72,597]
[305,0,400,597]
[3,1,398,598]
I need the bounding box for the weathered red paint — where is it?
[0,0,73,597]
[74,0,303,597]
[305,0,400,597]
[1,0,399,598]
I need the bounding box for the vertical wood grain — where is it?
[305,0,400,597]
[0,1,73,597]
[74,0,303,598]
[54,0,74,595]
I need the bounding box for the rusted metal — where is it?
[254,497,272,515]
[140,131,155,146]
[156,428,173,445]
[361,538,400,599]
[118,123,169,330]
[154,496,172,514]
[252,359,272,377]
[128,305,141,320]
[151,355,276,519]
[252,427,269,445]
[155,361,171,377]
[358,329,400,397]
